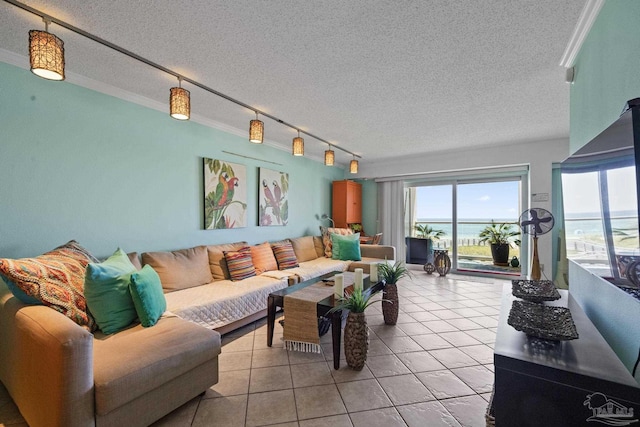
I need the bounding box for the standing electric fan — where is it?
[519,208,555,280]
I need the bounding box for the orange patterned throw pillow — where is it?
[250,242,278,274]
[0,240,98,331]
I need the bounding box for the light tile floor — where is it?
[0,272,507,427]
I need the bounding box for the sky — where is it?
[414,181,520,220]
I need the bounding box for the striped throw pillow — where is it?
[223,247,256,281]
[271,241,299,270]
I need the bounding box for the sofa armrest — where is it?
[0,285,95,427]
[360,244,396,261]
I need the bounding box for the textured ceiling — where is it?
[0,0,586,166]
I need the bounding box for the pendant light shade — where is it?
[292,131,304,156]
[350,158,359,174]
[250,112,264,143]
[29,25,65,81]
[169,78,190,120]
[324,147,335,166]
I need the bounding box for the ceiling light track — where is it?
[4,0,361,160]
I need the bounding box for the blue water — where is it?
[415,219,519,240]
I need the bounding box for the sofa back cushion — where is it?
[289,236,318,263]
[250,243,278,274]
[313,236,325,258]
[206,242,248,280]
[141,246,212,292]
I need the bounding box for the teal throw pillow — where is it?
[331,233,361,261]
[84,248,138,334]
[130,265,166,327]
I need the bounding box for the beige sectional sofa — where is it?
[0,235,394,427]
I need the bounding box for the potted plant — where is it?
[406,224,446,264]
[377,261,412,325]
[478,221,520,266]
[330,288,380,370]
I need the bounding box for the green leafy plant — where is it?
[329,288,381,314]
[413,224,446,240]
[478,221,520,245]
[378,260,412,285]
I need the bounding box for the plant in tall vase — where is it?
[377,261,412,325]
[329,288,380,370]
[478,221,521,266]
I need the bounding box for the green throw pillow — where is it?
[331,233,361,261]
[130,265,166,327]
[84,248,138,334]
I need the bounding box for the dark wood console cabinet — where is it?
[494,286,639,426]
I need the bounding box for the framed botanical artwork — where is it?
[203,158,247,229]
[259,167,289,226]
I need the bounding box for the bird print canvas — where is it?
[259,168,289,226]
[204,158,247,229]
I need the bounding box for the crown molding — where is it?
[559,0,605,68]
[0,48,337,166]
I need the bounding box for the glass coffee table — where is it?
[267,271,383,369]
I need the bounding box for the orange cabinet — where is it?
[332,180,362,228]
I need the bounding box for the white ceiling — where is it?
[0,0,586,166]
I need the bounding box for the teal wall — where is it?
[0,62,344,259]
[568,0,640,379]
[357,179,378,236]
[570,0,640,153]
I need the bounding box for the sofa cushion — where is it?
[320,227,353,258]
[206,242,248,281]
[331,233,362,261]
[127,252,142,270]
[130,265,166,327]
[289,236,318,263]
[84,248,138,335]
[164,276,288,329]
[141,246,212,292]
[250,243,278,274]
[224,247,257,281]
[313,236,325,258]
[0,240,97,331]
[93,316,221,416]
[271,241,299,270]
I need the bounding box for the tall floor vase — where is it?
[382,283,399,325]
[344,312,368,370]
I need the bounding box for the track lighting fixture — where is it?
[29,19,65,81]
[324,145,335,166]
[292,130,304,156]
[169,76,190,120]
[350,156,359,174]
[249,112,264,144]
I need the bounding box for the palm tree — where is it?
[414,224,446,240]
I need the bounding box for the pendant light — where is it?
[29,19,65,81]
[292,130,304,156]
[169,77,190,120]
[350,156,359,174]
[249,112,264,143]
[324,145,335,166]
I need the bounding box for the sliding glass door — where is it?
[407,175,525,277]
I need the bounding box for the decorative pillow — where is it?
[3,279,43,305]
[224,247,256,281]
[206,242,248,281]
[250,243,278,274]
[130,265,166,327]
[84,248,138,334]
[271,241,299,270]
[320,226,354,258]
[289,236,318,262]
[331,233,361,261]
[0,240,98,331]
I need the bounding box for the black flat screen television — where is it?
[561,99,640,295]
